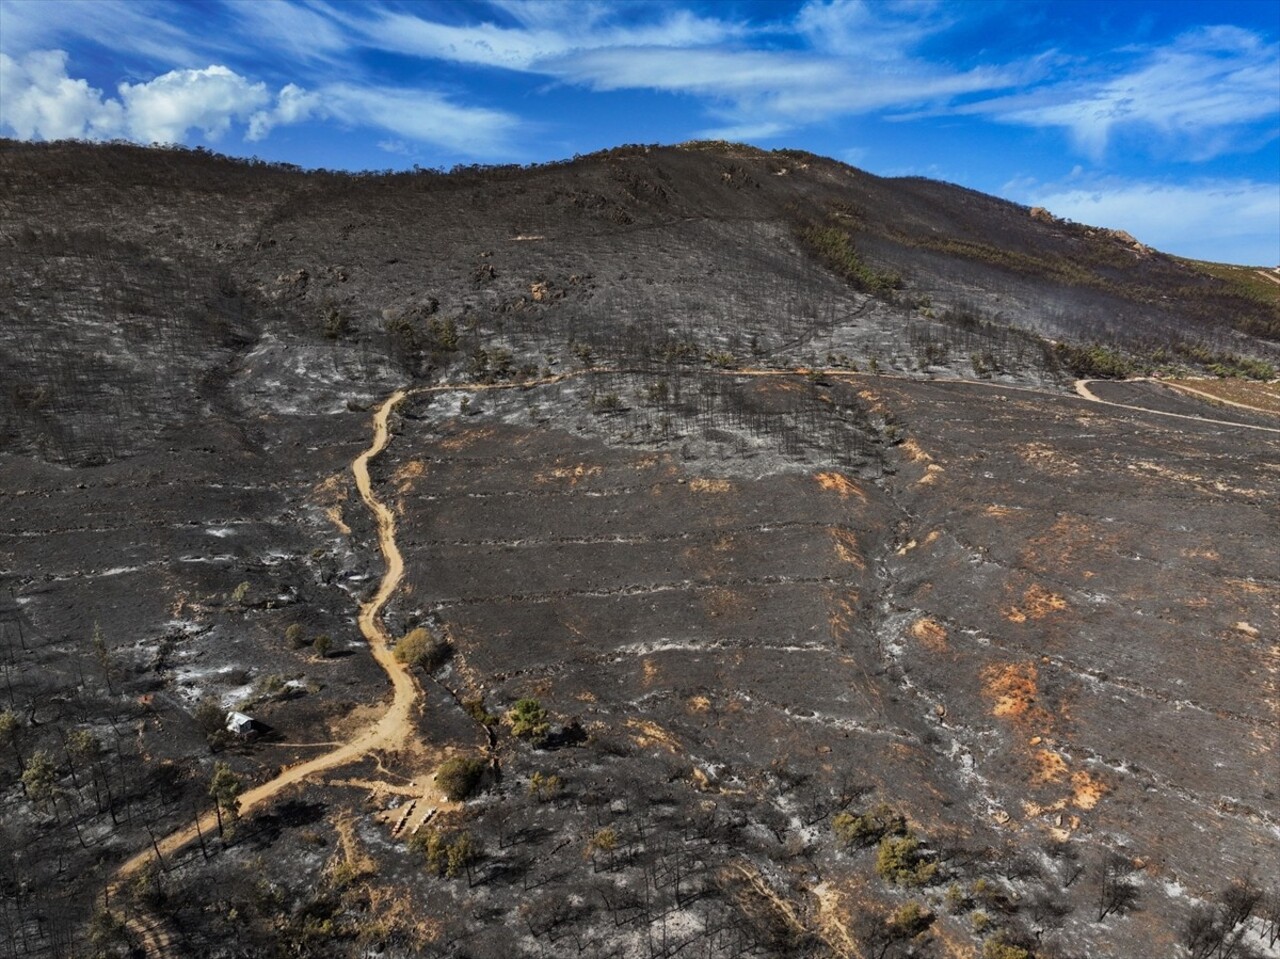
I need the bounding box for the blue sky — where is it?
[2,0,1277,264]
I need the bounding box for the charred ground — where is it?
[0,140,1277,959]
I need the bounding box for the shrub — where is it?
[876,833,938,887]
[528,772,562,801]
[833,801,907,848]
[394,628,450,671]
[285,623,308,649]
[888,902,932,937]
[435,756,486,801]
[411,827,481,879]
[798,223,903,295]
[982,936,1031,959]
[506,698,550,744]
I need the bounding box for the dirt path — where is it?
[1074,378,1280,434]
[1159,379,1280,417]
[115,389,421,882]
[1256,269,1280,287]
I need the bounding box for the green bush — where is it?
[833,801,907,848]
[888,902,932,936]
[285,623,308,649]
[875,833,938,887]
[1053,342,1135,379]
[982,936,1031,959]
[410,827,481,878]
[435,756,487,801]
[798,224,903,296]
[506,698,550,744]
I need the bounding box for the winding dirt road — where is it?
[1074,378,1280,434]
[116,389,420,881]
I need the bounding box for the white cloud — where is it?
[0,50,516,157]
[119,65,270,143]
[979,26,1280,160]
[795,0,955,61]
[222,0,352,65]
[1019,177,1280,266]
[0,50,124,140]
[247,83,323,141]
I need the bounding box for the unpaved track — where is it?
[1160,379,1280,417]
[1075,378,1280,434]
[116,389,420,882]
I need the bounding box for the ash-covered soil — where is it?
[1,140,1278,959]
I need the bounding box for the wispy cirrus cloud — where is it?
[972,26,1280,160]
[319,0,1014,141]
[324,0,739,72]
[0,0,206,67]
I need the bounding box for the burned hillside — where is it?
[0,140,1277,959]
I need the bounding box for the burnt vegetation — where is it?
[1,139,1277,958]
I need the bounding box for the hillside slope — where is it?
[0,141,1277,959]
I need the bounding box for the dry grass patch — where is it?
[626,718,681,753]
[689,477,734,493]
[312,473,352,534]
[1016,441,1080,475]
[536,462,603,485]
[1166,378,1280,416]
[1003,584,1068,623]
[392,458,427,493]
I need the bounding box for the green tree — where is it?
[22,749,60,816]
[313,634,333,658]
[506,698,549,744]
[92,622,115,692]
[435,756,486,801]
[0,708,22,772]
[209,761,242,837]
[528,772,562,802]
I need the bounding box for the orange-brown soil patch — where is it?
[1003,584,1068,623]
[1031,748,1069,784]
[1070,769,1109,809]
[814,471,866,500]
[981,661,1053,729]
[829,528,865,569]
[437,427,496,451]
[909,617,949,654]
